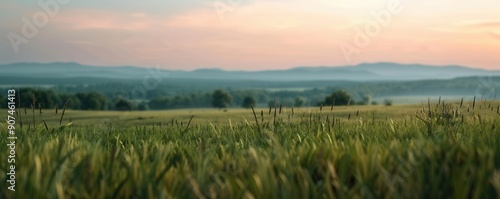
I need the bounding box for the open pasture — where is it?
[1,100,500,198]
[4,99,499,127]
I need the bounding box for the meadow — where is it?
[1,99,500,198]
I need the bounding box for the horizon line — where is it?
[0,61,493,72]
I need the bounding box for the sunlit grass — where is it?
[1,100,500,198]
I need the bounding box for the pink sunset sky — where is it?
[1,0,499,70]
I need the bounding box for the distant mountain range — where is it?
[1,62,499,85]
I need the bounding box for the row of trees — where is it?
[210,89,388,109]
[209,89,359,109]
[0,88,119,110]
[0,88,259,110]
[0,88,383,111]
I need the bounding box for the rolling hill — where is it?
[0,62,499,85]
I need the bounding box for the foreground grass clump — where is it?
[1,101,500,198]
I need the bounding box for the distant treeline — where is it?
[0,88,109,110]
[45,76,500,98]
[1,75,497,110]
[0,88,268,110]
[0,88,368,111]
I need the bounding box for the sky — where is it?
[0,0,499,70]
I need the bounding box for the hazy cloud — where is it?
[1,0,499,70]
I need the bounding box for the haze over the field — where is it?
[1,0,499,70]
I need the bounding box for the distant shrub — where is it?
[212,89,232,109]
[241,96,256,109]
[384,99,393,106]
[114,98,133,111]
[322,90,354,106]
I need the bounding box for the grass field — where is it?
[4,99,497,127]
[1,99,500,198]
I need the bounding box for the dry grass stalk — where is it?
[331,97,335,111]
[473,96,476,110]
[59,100,69,126]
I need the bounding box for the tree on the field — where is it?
[241,96,256,109]
[323,90,354,106]
[114,98,133,111]
[384,99,393,106]
[212,89,232,109]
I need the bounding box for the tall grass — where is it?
[1,99,500,198]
